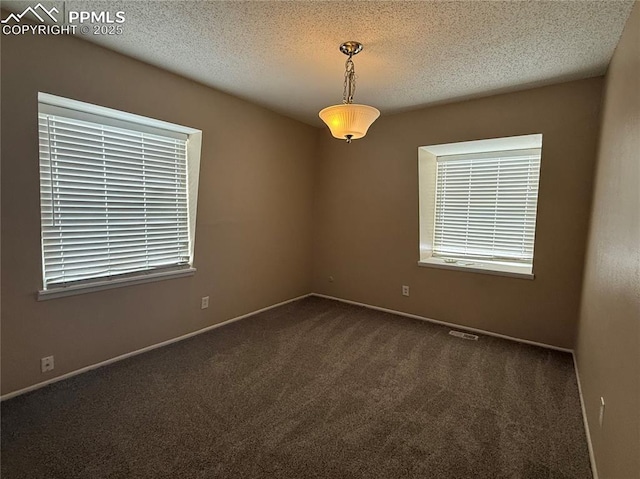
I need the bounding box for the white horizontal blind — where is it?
[434,149,541,263]
[38,111,190,289]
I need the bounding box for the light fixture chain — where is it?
[343,56,356,104]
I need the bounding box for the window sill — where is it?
[418,257,534,280]
[37,267,196,301]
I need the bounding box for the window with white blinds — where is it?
[38,95,199,292]
[433,148,541,264]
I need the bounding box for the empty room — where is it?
[1,1,638,478]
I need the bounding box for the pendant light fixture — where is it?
[319,41,380,143]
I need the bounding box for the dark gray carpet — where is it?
[1,296,591,478]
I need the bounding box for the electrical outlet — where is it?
[599,397,605,427]
[41,356,54,373]
[201,296,209,309]
[402,285,410,296]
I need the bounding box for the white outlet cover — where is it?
[201,296,209,309]
[41,356,54,372]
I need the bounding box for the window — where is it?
[37,93,202,299]
[418,135,542,279]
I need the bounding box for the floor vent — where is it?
[449,330,479,341]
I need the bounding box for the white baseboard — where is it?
[573,353,599,479]
[311,293,573,353]
[0,293,311,401]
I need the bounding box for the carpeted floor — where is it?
[1,296,591,478]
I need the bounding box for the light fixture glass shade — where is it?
[319,103,380,141]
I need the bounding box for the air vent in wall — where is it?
[449,330,479,341]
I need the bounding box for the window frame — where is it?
[418,135,542,280]
[36,92,202,300]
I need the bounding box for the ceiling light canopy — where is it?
[319,42,380,143]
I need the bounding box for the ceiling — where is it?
[2,1,635,125]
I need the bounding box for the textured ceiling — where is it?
[2,1,635,125]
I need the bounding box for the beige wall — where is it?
[1,29,316,395]
[576,3,640,478]
[312,78,603,349]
